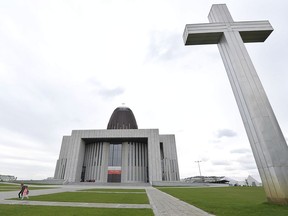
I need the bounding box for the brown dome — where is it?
[107,107,138,129]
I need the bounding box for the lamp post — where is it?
[195,160,202,176]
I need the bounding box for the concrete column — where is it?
[148,130,162,183]
[100,142,109,182]
[121,142,129,182]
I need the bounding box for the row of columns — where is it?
[82,142,109,182]
[54,158,67,179]
[81,141,149,183]
[162,158,179,181]
[124,142,148,182]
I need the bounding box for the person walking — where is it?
[18,183,24,199]
[21,186,29,200]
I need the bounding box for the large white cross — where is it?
[183,4,288,205]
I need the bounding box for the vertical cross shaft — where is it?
[183,4,288,205]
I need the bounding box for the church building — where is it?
[54,106,180,184]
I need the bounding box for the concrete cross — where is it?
[183,4,288,205]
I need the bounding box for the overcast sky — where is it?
[0,0,287,181]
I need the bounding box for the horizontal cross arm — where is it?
[183,23,226,45]
[183,21,273,45]
[232,21,273,43]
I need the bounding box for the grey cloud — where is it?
[88,77,125,100]
[211,160,231,166]
[224,166,238,171]
[233,154,257,170]
[216,129,237,138]
[210,139,221,143]
[241,163,257,170]
[200,157,209,162]
[98,87,125,99]
[230,148,252,154]
[236,155,255,165]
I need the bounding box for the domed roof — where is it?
[107,106,138,129]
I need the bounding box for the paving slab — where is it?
[146,187,214,216]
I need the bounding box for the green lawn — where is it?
[0,205,153,216]
[0,184,19,192]
[0,183,57,192]
[0,183,20,191]
[12,191,149,204]
[158,186,288,216]
[79,188,145,192]
[3,188,152,215]
[0,184,16,186]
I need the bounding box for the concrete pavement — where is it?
[146,187,214,216]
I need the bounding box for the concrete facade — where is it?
[54,129,179,184]
[183,4,288,204]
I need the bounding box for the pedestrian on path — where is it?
[18,183,24,199]
[21,186,29,200]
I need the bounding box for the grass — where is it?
[0,183,57,192]
[158,186,288,216]
[0,184,19,192]
[5,184,288,216]
[14,182,61,185]
[11,191,149,204]
[4,188,151,215]
[79,188,145,192]
[0,205,153,216]
[0,184,16,186]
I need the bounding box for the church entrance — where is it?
[107,143,122,182]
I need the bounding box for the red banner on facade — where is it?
[108,170,121,175]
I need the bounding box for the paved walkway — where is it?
[146,187,214,216]
[0,185,213,215]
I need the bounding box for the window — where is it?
[108,144,122,166]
